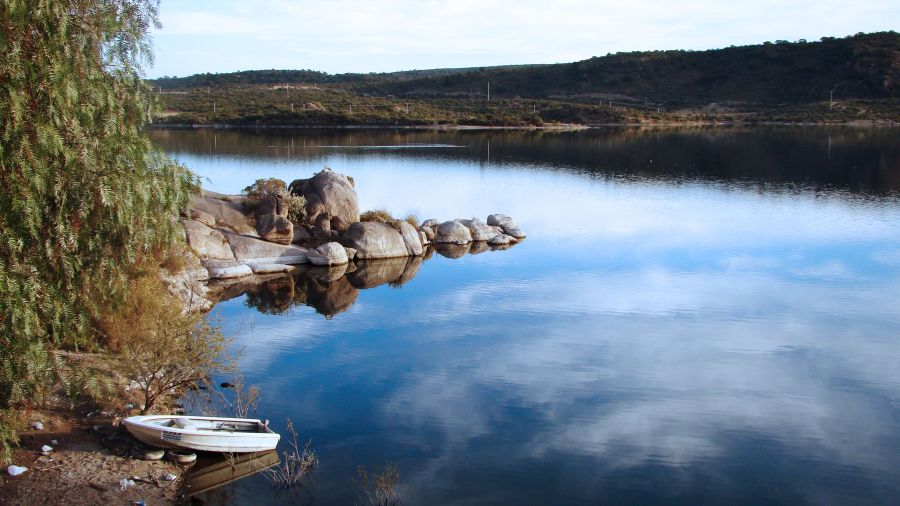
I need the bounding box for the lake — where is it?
[151,127,900,505]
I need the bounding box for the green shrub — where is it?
[243,178,307,223]
[0,0,196,408]
[242,178,288,198]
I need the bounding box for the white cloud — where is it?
[150,0,900,76]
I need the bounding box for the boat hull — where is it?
[123,415,280,453]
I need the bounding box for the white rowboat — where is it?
[123,415,280,453]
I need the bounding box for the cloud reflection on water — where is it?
[160,128,900,505]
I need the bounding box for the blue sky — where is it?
[149,0,900,78]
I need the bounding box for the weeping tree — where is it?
[0,0,195,412]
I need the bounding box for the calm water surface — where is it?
[151,128,900,505]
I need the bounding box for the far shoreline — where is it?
[149,120,900,131]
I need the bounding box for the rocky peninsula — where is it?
[171,168,525,309]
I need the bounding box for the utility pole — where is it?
[830,88,834,110]
[533,104,536,114]
[349,104,352,114]
[291,103,294,112]
[212,100,216,113]
[487,82,490,101]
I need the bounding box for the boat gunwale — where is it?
[124,415,279,437]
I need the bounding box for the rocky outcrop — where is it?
[160,249,212,312]
[254,194,293,245]
[190,194,257,236]
[456,218,498,242]
[487,214,526,239]
[225,233,309,265]
[256,213,294,245]
[203,259,253,279]
[397,221,424,256]
[182,219,234,260]
[488,234,517,246]
[177,168,525,308]
[289,168,360,231]
[244,262,295,274]
[190,208,216,228]
[307,242,349,266]
[435,220,472,245]
[342,222,409,259]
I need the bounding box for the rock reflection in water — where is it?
[211,243,516,317]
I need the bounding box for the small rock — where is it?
[31,422,43,431]
[119,478,136,491]
[7,465,27,476]
[50,439,58,445]
[163,473,177,481]
[41,445,53,453]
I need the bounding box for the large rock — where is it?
[398,221,424,256]
[342,222,408,259]
[435,220,472,245]
[182,219,235,260]
[159,249,212,312]
[307,242,349,266]
[289,169,360,230]
[255,213,294,245]
[456,218,499,242]
[487,214,525,239]
[255,195,288,217]
[190,195,257,236]
[224,233,309,264]
[292,226,311,244]
[488,234,517,246]
[244,262,295,274]
[190,208,216,228]
[419,226,435,242]
[203,259,253,279]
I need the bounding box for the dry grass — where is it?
[360,208,395,223]
[357,462,402,506]
[403,213,419,228]
[264,419,318,488]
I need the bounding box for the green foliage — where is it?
[111,276,234,413]
[0,409,25,465]
[242,177,307,223]
[0,1,197,408]
[284,193,308,223]
[243,178,288,198]
[150,32,899,127]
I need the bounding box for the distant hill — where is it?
[151,32,899,107]
[357,32,899,105]
[150,64,548,89]
[148,32,899,127]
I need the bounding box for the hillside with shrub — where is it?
[150,32,899,126]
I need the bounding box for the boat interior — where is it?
[151,417,269,433]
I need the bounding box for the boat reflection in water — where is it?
[209,242,519,317]
[183,450,280,498]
